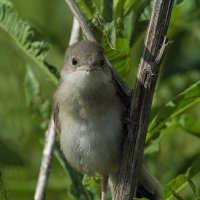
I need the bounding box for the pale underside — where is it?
[54,70,123,175]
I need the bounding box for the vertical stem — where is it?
[34,116,56,200]
[113,0,174,199]
[64,0,96,42]
[69,17,80,45]
[34,17,80,200]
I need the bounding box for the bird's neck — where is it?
[55,76,117,118]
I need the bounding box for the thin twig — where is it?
[65,0,95,42]
[34,116,55,200]
[34,17,80,200]
[69,17,80,45]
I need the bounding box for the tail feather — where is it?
[110,164,162,200]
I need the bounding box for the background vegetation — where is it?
[0,0,199,199]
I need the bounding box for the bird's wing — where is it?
[111,69,131,111]
[53,102,61,134]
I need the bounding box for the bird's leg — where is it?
[122,117,137,126]
[101,175,108,200]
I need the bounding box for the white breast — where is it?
[60,107,122,175]
[56,70,123,175]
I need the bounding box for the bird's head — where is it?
[61,41,112,88]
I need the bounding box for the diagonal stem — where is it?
[114,0,174,199]
[34,17,80,200]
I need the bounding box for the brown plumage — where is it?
[53,41,161,200]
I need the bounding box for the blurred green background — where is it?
[0,0,199,200]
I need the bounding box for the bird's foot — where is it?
[122,117,137,126]
[101,175,108,200]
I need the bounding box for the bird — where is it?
[53,40,161,200]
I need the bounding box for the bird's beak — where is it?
[77,65,97,72]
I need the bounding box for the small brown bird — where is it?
[53,40,123,200]
[53,40,161,200]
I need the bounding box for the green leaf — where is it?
[103,0,113,22]
[130,0,150,46]
[114,0,125,20]
[178,114,200,138]
[0,0,57,84]
[24,67,50,129]
[54,143,93,200]
[103,37,130,80]
[105,21,116,48]
[163,157,200,199]
[76,0,98,19]
[147,81,200,142]
[0,172,8,200]
[24,66,40,106]
[144,134,161,155]
[186,177,199,200]
[174,0,184,5]
[82,175,101,195]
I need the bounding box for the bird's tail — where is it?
[110,164,162,200]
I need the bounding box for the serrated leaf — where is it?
[0,0,57,84]
[147,81,200,142]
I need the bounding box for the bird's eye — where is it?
[72,57,78,66]
[101,60,104,66]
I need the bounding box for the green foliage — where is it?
[24,67,51,129]
[0,0,57,84]
[0,0,199,200]
[163,157,200,200]
[147,81,200,142]
[82,175,101,198]
[0,172,8,200]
